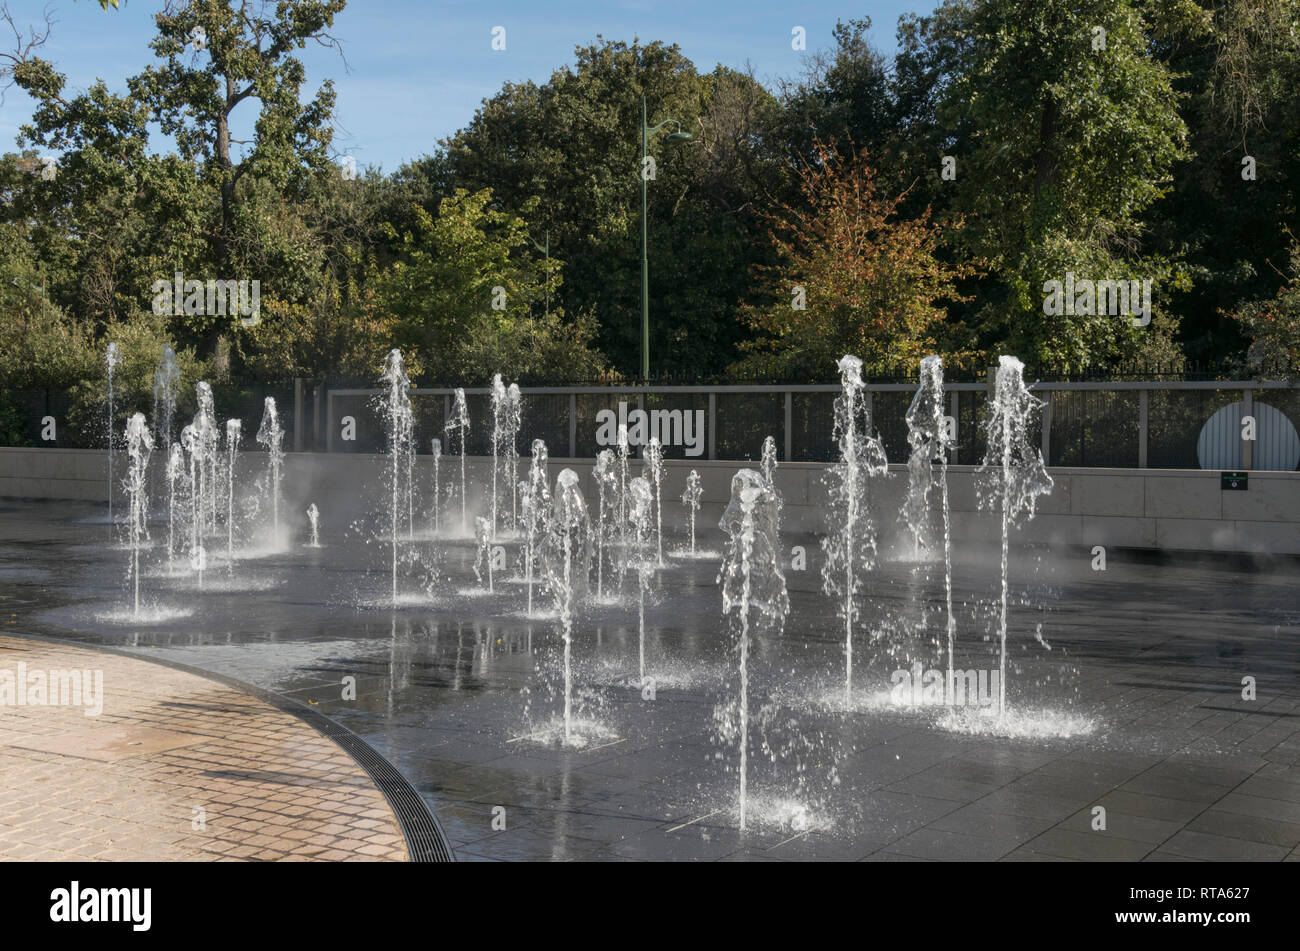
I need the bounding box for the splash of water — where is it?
[224,419,241,569]
[490,375,507,538]
[473,516,494,592]
[902,355,956,681]
[306,503,320,547]
[821,355,888,705]
[254,396,285,549]
[179,423,205,586]
[193,383,218,535]
[681,469,702,554]
[506,383,522,529]
[616,423,630,591]
[380,351,414,606]
[104,343,119,528]
[628,476,654,683]
[123,413,154,617]
[152,344,180,451]
[447,388,470,534]
[593,449,616,598]
[645,437,665,567]
[718,469,789,831]
[519,440,551,615]
[978,356,1053,716]
[165,443,183,575]
[429,438,442,536]
[761,435,783,543]
[542,469,591,743]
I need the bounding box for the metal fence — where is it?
[4,378,1298,470]
[316,380,1300,471]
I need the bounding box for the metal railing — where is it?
[4,377,1297,471]
[317,380,1300,471]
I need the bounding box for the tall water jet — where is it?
[193,383,218,535]
[473,516,494,592]
[978,356,1053,716]
[627,476,654,683]
[902,356,956,682]
[645,437,665,566]
[165,443,183,575]
[506,383,522,529]
[446,388,470,534]
[718,469,788,831]
[490,375,507,537]
[821,355,888,706]
[180,423,204,584]
[519,439,551,615]
[152,345,180,450]
[616,423,630,591]
[380,351,414,606]
[760,435,783,537]
[593,449,616,598]
[123,413,154,617]
[306,503,321,547]
[430,438,442,535]
[105,343,120,527]
[541,469,591,743]
[224,419,241,569]
[681,469,702,554]
[256,397,285,548]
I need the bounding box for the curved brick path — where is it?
[0,636,408,861]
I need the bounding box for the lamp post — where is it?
[640,94,692,380]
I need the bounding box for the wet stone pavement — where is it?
[2,499,1298,862]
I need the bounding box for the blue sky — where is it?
[1,0,918,172]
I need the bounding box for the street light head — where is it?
[666,131,693,142]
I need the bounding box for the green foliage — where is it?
[375,188,603,381]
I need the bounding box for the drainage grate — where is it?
[10,632,454,863]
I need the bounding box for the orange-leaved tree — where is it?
[732,142,979,379]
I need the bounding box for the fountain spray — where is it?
[152,345,180,453]
[105,343,119,527]
[628,476,654,683]
[165,443,183,575]
[194,383,218,535]
[542,469,591,743]
[821,355,888,706]
[306,503,321,548]
[447,388,470,534]
[123,413,154,618]
[506,383,522,529]
[978,356,1053,716]
[430,438,442,536]
[902,356,956,687]
[490,375,506,538]
[473,516,494,592]
[180,423,206,585]
[520,439,551,615]
[225,419,241,570]
[645,437,665,566]
[255,397,285,548]
[593,449,616,598]
[616,423,630,591]
[719,469,788,830]
[681,470,702,554]
[380,351,414,606]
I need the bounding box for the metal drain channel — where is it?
[10,632,454,863]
